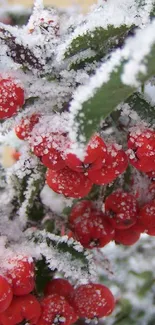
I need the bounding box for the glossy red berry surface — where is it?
[69,200,94,230]
[65,134,107,173]
[37,294,78,325]
[15,114,40,140]
[115,223,141,246]
[127,129,155,172]
[69,201,115,248]
[138,200,155,228]
[0,275,13,313]
[88,144,128,185]
[105,191,138,229]
[72,283,115,319]
[44,278,74,300]
[6,256,35,296]
[0,294,41,325]
[46,167,93,198]
[0,78,24,119]
[41,147,66,170]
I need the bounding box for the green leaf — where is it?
[28,230,95,281]
[65,25,132,59]
[71,22,155,143]
[35,257,55,295]
[125,92,155,122]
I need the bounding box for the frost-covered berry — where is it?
[6,256,35,296]
[127,128,155,172]
[105,191,138,229]
[138,200,155,228]
[46,167,93,198]
[69,200,94,231]
[0,275,13,313]
[114,223,141,246]
[15,114,40,140]
[44,278,74,301]
[0,294,41,325]
[30,131,68,159]
[72,283,115,319]
[65,134,107,173]
[41,147,66,170]
[37,294,78,325]
[69,201,115,248]
[0,77,24,119]
[87,144,128,185]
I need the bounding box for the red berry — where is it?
[41,147,66,170]
[138,200,155,228]
[30,131,68,158]
[0,294,41,325]
[15,114,40,140]
[69,200,94,231]
[0,77,24,119]
[87,144,128,185]
[0,276,13,313]
[69,201,114,248]
[115,224,141,246]
[105,191,138,229]
[37,294,78,325]
[44,279,74,300]
[145,227,155,236]
[6,256,35,296]
[72,283,115,319]
[65,134,107,173]
[46,167,93,198]
[31,135,48,157]
[127,129,155,172]
[147,170,155,179]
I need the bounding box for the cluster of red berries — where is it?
[40,278,115,325]
[68,188,155,248]
[0,255,41,325]
[0,257,115,325]
[15,113,128,198]
[0,77,24,119]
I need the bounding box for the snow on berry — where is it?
[65,134,107,173]
[46,167,93,198]
[37,294,78,325]
[0,77,24,119]
[72,283,115,319]
[69,201,115,248]
[15,114,40,140]
[41,147,66,170]
[87,144,128,185]
[5,256,35,296]
[127,128,155,172]
[0,294,41,325]
[44,278,74,301]
[105,191,138,229]
[0,275,13,313]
